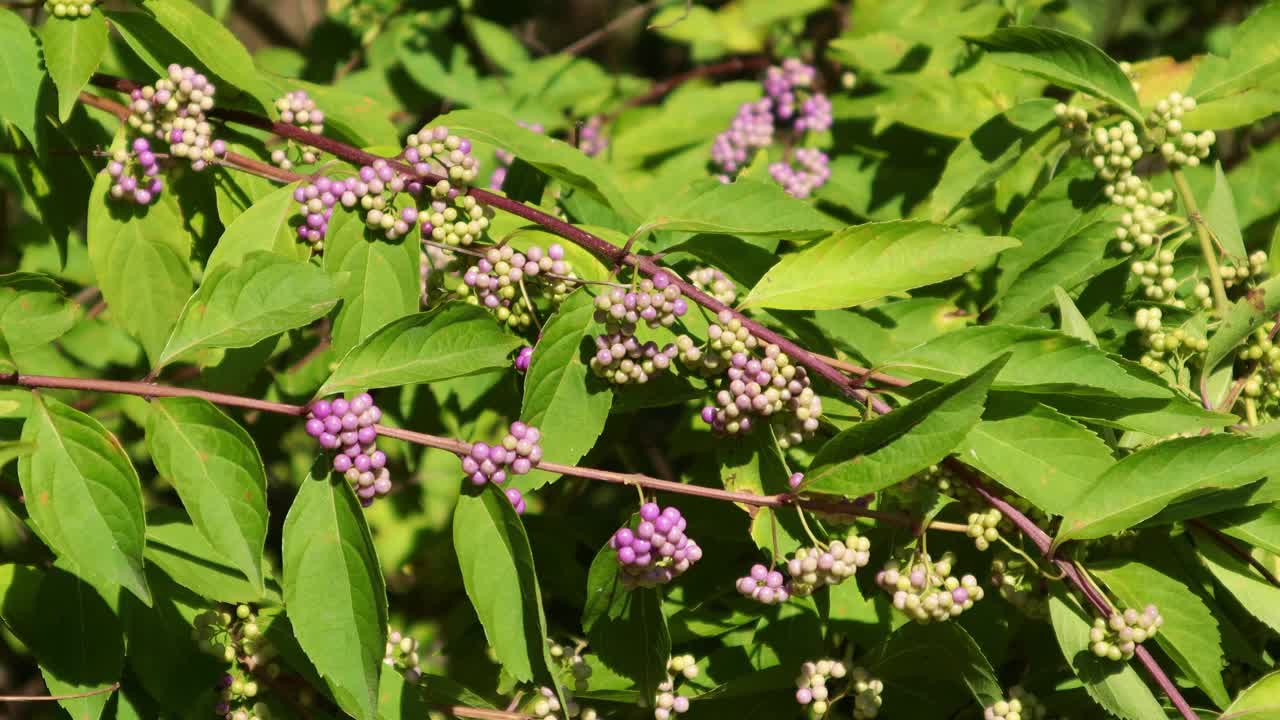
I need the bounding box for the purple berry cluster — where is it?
[354,159,418,240]
[590,332,678,385]
[794,659,850,718]
[460,421,543,513]
[489,120,544,191]
[304,394,392,506]
[459,243,575,329]
[126,64,227,172]
[691,314,823,446]
[736,564,790,605]
[406,125,482,186]
[578,115,609,158]
[1090,605,1163,660]
[655,656,697,720]
[786,531,871,597]
[593,274,689,332]
[711,98,774,175]
[875,552,983,623]
[610,502,703,588]
[769,147,831,199]
[293,176,349,251]
[764,59,832,132]
[271,90,325,169]
[106,138,164,205]
[515,346,534,373]
[688,266,737,305]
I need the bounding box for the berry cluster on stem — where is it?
[460,421,543,513]
[610,502,703,588]
[875,551,983,623]
[654,655,697,720]
[303,393,392,506]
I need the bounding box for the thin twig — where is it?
[560,0,659,57]
[0,682,120,702]
[1189,520,1280,587]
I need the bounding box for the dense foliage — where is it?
[1,1,1279,719]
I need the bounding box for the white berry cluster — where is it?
[45,0,97,17]
[654,655,697,720]
[688,266,737,305]
[984,686,1048,720]
[875,552,984,623]
[1220,250,1269,289]
[786,530,872,597]
[1148,92,1214,168]
[420,193,494,247]
[897,462,964,500]
[529,686,566,720]
[1114,187,1172,255]
[547,639,593,693]
[849,667,885,719]
[1130,249,1180,301]
[271,90,325,169]
[794,659,852,718]
[1237,326,1280,405]
[405,126,481,186]
[1090,604,1164,660]
[1133,306,1208,373]
[384,628,422,682]
[990,554,1050,620]
[966,508,1003,551]
[196,605,280,720]
[127,64,228,172]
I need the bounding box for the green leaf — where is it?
[18,393,151,605]
[1192,526,1280,634]
[282,463,388,720]
[0,9,45,146]
[966,27,1143,123]
[805,354,1007,497]
[205,181,307,273]
[139,0,278,113]
[1057,434,1280,544]
[1223,671,1280,719]
[994,221,1119,323]
[517,289,612,492]
[652,179,844,242]
[320,303,522,396]
[1093,561,1230,708]
[1204,275,1280,376]
[1206,161,1247,259]
[87,165,193,366]
[104,9,199,76]
[322,210,421,359]
[866,622,1003,707]
[0,565,124,720]
[1212,506,1280,556]
[582,540,626,634]
[464,15,530,72]
[453,484,555,685]
[742,221,1018,310]
[610,82,761,166]
[146,508,279,604]
[146,397,268,594]
[956,396,1114,516]
[157,252,339,369]
[41,10,108,122]
[1048,589,1165,720]
[889,325,1170,398]
[0,272,79,349]
[121,568,222,715]
[1054,286,1099,345]
[1186,3,1280,106]
[589,587,671,705]
[433,108,640,223]
[931,99,1058,221]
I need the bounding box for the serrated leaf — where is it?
[956,396,1114,515]
[146,508,280,604]
[589,586,670,706]
[41,10,108,122]
[0,565,124,720]
[1206,161,1247,260]
[18,393,151,605]
[320,303,521,396]
[994,221,1119,323]
[146,397,268,594]
[433,109,639,223]
[1048,589,1165,720]
[105,9,200,77]
[139,0,278,113]
[1093,561,1230,708]
[805,355,1006,497]
[282,463,388,720]
[742,221,1018,310]
[1054,286,1099,345]
[931,99,1058,221]
[87,163,193,366]
[1186,3,1280,106]
[890,325,1169,398]
[1222,671,1280,719]
[866,622,1002,707]
[966,27,1143,123]
[0,9,45,146]
[1057,434,1280,544]
[322,210,420,359]
[157,252,339,369]
[1192,526,1280,634]
[1204,276,1280,380]
[517,289,612,492]
[651,179,843,242]
[0,272,79,349]
[453,483,556,685]
[205,181,307,272]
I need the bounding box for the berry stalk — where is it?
[1170,167,1229,316]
